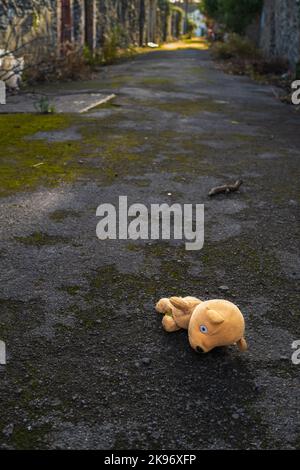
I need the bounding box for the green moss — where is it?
[54,322,74,333]
[78,123,159,183]
[0,114,72,139]
[59,285,82,295]
[140,77,173,85]
[84,264,158,309]
[9,424,52,450]
[0,103,248,199]
[15,232,70,247]
[82,244,198,313]
[126,241,147,252]
[49,209,81,222]
[0,114,84,197]
[0,112,156,196]
[0,108,224,197]
[201,237,280,281]
[1,363,53,449]
[155,98,227,116]
[231,133,257,143]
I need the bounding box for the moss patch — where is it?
[59,284,82,295]
[49,209,81,222]
[0,110,253,198]
[15,232,70,247]
[0,114,83,197]
[155,99,227,116]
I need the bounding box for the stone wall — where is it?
[0,0,179,56]
[0,0,57,51]
[260,0,300,70]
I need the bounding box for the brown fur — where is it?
[156,296,247,353]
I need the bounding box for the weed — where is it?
[211,34,261,61]
[34,96,56,114]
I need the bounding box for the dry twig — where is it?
[208,179,243,197]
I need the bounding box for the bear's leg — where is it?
[162,315,181,332]
[155,298,173,315]
[237,337,248,352]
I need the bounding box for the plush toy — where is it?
[156,296,247,353]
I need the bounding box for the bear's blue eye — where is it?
[200,325,208,334]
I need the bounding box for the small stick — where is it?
[208,179,243,197]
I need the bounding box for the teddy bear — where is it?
[155,296,247,353]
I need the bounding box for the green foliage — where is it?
[102,27,120,64]
[83,45,96,65]
[211,33,261,60]
[201,0,263,34]
[32,10,40,32]
[211,33,289,83]
[34,96,56,114]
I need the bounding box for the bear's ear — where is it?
[169,297,190,313]
[206,309,224,325]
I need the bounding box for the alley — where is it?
[0,47,299,449]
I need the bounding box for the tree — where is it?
[184,0,189,35]
[200,0,263,35]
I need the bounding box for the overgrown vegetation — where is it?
[24,42,93,83]
[101,28,121,65]
[211,34,260,60]
[201,0,290,98]
[211,33,289,91]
